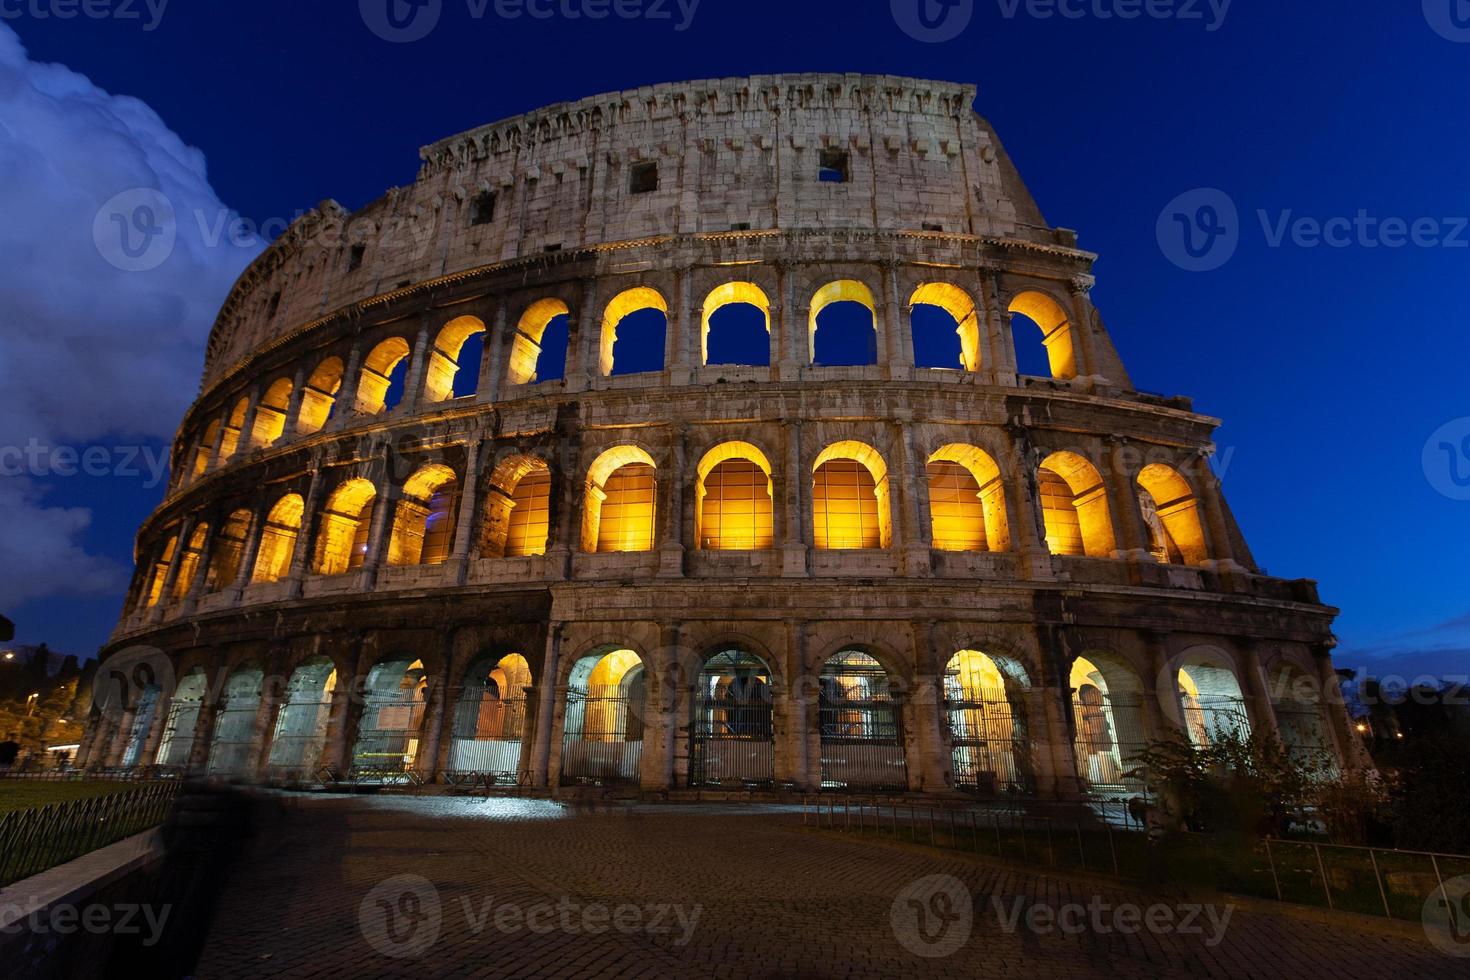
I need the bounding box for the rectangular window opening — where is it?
[630,161,659,195]
[470,191,497,226]
[819,149,851,184]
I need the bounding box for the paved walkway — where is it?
[196,795,1462,979]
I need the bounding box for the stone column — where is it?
[186,692,220,776]
[527,623,563,787]
[780,419,808,577]
[906,624,948,792]
[1193,451,1239,568]
[773,261,798,380]
[563,277,597,393]
[450,437,485,585]
[1312,644,1369,770]
[1141,631,1182,741]
[666,268,691,385]
[641,623,680,792]
[414,635,454,782]
[139,690,173,766]
[178,519,220,613]
[881,261,908,378]
[894,419,931,576]
[543,431,580,581]
[335,340,365,426]
[1067,276,1100,381]
[1000,425,1051,578]
[658,427,687,577]
[281,364,309,440]
[248,674,281,779]
[1104,437,1154,561]
[105,702,136,767]
[319,674,359,776]
[236,391,262,455]
[284,460,324,596]
[358,454,396,590]
[479,301,507,405]
[230,504,267,603]
[980,271,1018,384]
[400,317,435,412]
[773,620,814,789]
[1238,639,1281,740]
[152,515,197,619]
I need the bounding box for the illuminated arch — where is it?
[688,647,775,786]
[313,478,377,575]
[192,420,220,478]
[1037,451,1115,558]
[481,454,552,558]
[423,316,486,402]
[1176,651,1251,748]
[927,444,1009,552]
[1070,653,1147,792]
[353,657,428,773]
[809,280,877,366]
[266,658,337,775]
[142,531,178,608]
[171,523,209,600]
[206,508,253,592]
[818,650,906,789]
[910,283,981,372]
[560,647,646,785]
[1269,661,1335,766]
[1137,463,1208,565]
[449,653,532,778]
[1009,291,1077,380]
[218,397,250,461]
[154,667,206,768]
[387,463,460,566]
[695,441,774,551]
[250,378,294,448]
[600,287,668,377]
[207,665,264,777]
[581,446,657,553]
[507,299,570,385]
[355,337,412,415]
[297,357,343,435]
[812,440,891,550]
[944,649,1034,794]
[251,493,303,584]
[701,282,771,367]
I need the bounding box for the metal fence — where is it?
[0,782,178,888]
[690,652,775,788]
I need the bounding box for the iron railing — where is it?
[0,782,178,887]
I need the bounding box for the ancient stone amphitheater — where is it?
[82,73,1358,799]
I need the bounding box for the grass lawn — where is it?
[0,780,143,815]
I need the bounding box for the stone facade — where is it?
[82,74,1360,798]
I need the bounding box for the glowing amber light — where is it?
[313,478,377,575]
[1038,451,1114,558]
[251,494,303,584]
[1008,290,1077,381]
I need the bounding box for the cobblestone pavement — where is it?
[195,795,1463,979]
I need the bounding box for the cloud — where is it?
[0,23,262,609]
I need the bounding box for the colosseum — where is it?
[80,73,1362,802]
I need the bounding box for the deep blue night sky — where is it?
[4,1,1468,680]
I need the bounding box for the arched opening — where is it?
[387,464,460,566]
[120,682,162,768]
[251,494,303,584]
[944,649,1033,795]
[1038,451,1115,558]
[1009,291,1077,380]
[207,665,264,778]
[448,653,531,783]
[218,397,250,461]
[297,357,344,435]
[696,441,774,551]
[172,523,209,601]
[581,446,657,554]
[812,441,891,550]
[352,657,428,774]
[266,658,337,776]
[689,649,774,787]
[192,421,220,478]
[480,455,552,558]
[250,378,294,448]
[206,509,253,592]
[423,316,486,402]
[910,283,980,371]
[927,444,1009,552]
[1137,463,1208,566]
[1270,663,1335,768]
[355,337,412,415]
[154,669,206,769]
[560,648,645,785]
[507,299,570,386]
[601,287,667,377]
[819,651,906,790]
[702,282,771,367]
[1176,653,1251,748]
[313,479,377,575]
[810,280,877,367]
[142,532,178,608]
[1070,654,1147,795]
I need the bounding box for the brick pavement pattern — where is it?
[196,797,1461,979]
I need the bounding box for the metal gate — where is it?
[1072,689,1147,793]
[268,693,333,775]
[819,652,907,791]
[447,679,529,783]
[353,694,426,773]
[689,650,774,787]
[945,675,1033,796]
[120,686,160,768]
[208,680,262,778]
[1275,702,1335,768]
[155,699,200,768]
[560,677,644,786]
[1182,694,1251,748]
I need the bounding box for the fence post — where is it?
[928,807,936,845]
[844,798,850,831]
[802,794,808,826]
[994,811,1002,858]
[1431,854,1447,913]
[1369,848,1390,919]
[1265,837,1282,902]
[1313,844,1334,910]
[1107,825,1119,878]
[1076,823,1086,872]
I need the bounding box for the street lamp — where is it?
[26,693,39,717]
